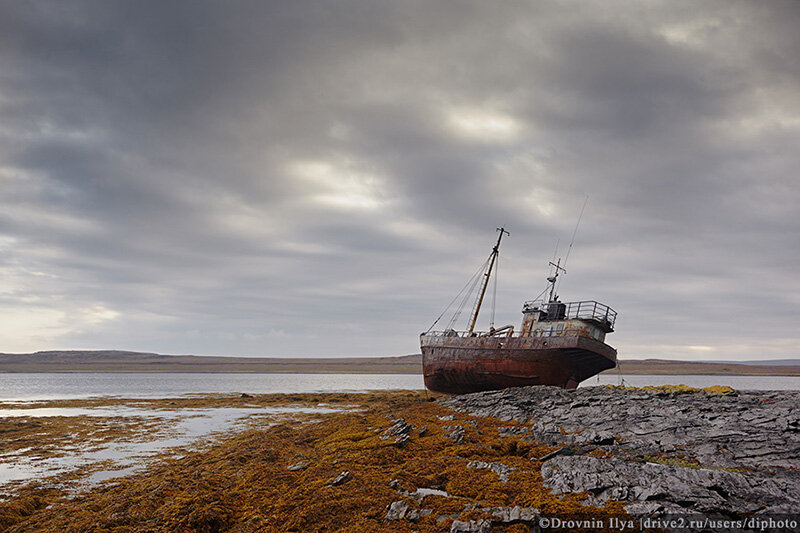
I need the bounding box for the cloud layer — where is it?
[1,0,799,359]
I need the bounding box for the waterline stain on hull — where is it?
[421,334,616,394]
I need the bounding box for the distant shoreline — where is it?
[0,368,422,374]
[1,350,799,376]
[606,358,800,376]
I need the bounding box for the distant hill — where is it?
[0,350,422,373]
[1,351,799,376]
[609,358,800,376]
[698,359,800,367]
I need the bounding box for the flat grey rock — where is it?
[466,460,513,482]
[326,470,351,487]
[450,519,492,533]
[442,386,800,516]
[287,460,311,471]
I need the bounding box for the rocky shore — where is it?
[443,385,800,518]
[2,387,799,532]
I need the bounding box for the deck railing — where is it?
[422,327,593,339]
[522,299,617,330]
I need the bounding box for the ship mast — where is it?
[547,258,566,303]
[468,227,509,334]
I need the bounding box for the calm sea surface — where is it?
[1,372,799,401]
[0,373,425,401]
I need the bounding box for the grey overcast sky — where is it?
[1,0,798,360]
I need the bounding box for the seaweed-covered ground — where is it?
[1,390,625,532]
[2,386,798,532]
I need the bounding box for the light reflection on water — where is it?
[0,373,426,401]
[1,372,797,402]
[0,405,347,488]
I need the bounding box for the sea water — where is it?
[0,372,798,402]
[0,372,426,401]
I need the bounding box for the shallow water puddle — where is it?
[0,404,346,491]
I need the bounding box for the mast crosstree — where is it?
[547,258,566,303]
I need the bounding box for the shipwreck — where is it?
[420,227,617,394]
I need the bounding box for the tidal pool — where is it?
[0,401,348,492]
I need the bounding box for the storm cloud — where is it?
[1,0,798,359]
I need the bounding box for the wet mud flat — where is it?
[1,387,798,532]
[0,394,351,493]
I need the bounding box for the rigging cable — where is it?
[449,257,490,331]
[555,195,588,298]
[425,258,489,333]
[551,238,560,266]
[563,195,588,269]
[464,251,495,332]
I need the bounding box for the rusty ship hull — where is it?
[421,333,617,394]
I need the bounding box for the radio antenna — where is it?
[550,238,560,267]
[553,195,588,299]
[563,195,588,270]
